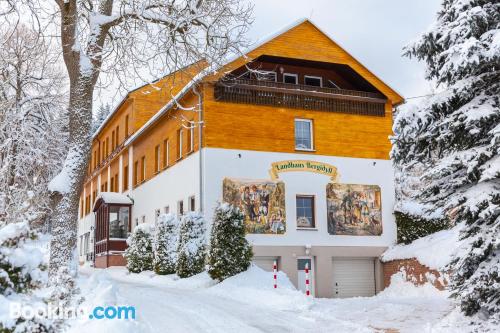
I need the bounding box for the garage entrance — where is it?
[332,258,375,298]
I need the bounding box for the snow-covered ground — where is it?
[69,265,461,333]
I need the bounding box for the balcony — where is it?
[214,79,387,116]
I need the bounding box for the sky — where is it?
[247,0,442,99]
[96,0,442,110]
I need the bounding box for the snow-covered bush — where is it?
[0,221,53,332]
[0,221,46,294]
[393,0,500,324]
[124,224,153,273]
[176,212,207,278]
[207,203,252,281]
[153,213,180,275]
[395,211,450,244]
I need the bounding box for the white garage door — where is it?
[332,258,375,298]
[252,256,278,272]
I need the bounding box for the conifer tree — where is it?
[153,213,180,275]
[392,0,499,323]
[124,224,153,273]
[176,212,207,278]
[207,203,253,281]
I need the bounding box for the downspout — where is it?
[196,83,204,213]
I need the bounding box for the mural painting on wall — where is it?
[222,178,286,234]
[326,183,382,236]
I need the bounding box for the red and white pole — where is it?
[273,260,277,289]
[305,263,310,296]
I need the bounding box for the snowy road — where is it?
[72,267,455,333]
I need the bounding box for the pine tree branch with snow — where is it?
[392,0,499,325]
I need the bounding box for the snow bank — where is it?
[206,265,313,312]
[378,271,447,299]
[69,270,149,333]
[382,223,467,270]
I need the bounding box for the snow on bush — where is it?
[153,213,180,275]
[207,203,252,281]
[176,212,207,278]
[0,222,53,332]
[124,223,153,273]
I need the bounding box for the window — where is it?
[106,137,109,156]
[177,200,184,215]
[154,145,160,173]
[164,206,170,214]
[294,119,313,150]
[283,73,298,84]
[304,75,322,87]
[134,161,139,185]
[155,209,161,224]
[296,195,315,228]
[134,218,139,227]
[109,206,129,239]
[123,165,129,190]
[187,124,194,153]
[177,128,183,159]
[110,178,114,192]
[189,196,195,212]
[116,126,119,146]
[141,215,146,224]
[114,174,118,192]
[111,130,115,149]
[163,139,169,168]
[125,115,129,137]
[141,156,146,182]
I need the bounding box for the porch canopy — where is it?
[93,192,133,261]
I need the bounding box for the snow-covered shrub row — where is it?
[126,205,253,282]
[124,223,153,273]
[394,211,450,244]
[207,203,252,281]
[153,214,180,275]
[176,212,207,278]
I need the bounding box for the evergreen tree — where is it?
[124,224,153,273]
[392,0,499,324]
[207,203,253,281]
[153,213,180,275]
[176,212,207,278]
[91,103,112,134]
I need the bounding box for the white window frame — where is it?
[294,118,314,151]
[178,129,183,159]
[189,124,194,152]
[155,209,161,224]
[164,139,170,167]
[296,194,316,229]
[283,73,298,84]
[189,195,195,212]
[304,75,323,87]
[177,200,184,215]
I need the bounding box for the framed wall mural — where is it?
[222,178,286,234]
[326,183,382,236]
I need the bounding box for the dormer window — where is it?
[304,75,322,87]
[283,73,298,84]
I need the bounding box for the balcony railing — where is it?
[214,79,387,116]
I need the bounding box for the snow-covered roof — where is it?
[93,192,133,210]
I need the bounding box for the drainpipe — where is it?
[195,83,204,213]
